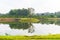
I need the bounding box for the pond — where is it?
[0,20,60,36]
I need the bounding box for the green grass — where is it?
[0,34,60,40]
[20,18,39,23]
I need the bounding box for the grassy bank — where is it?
[0,34,60,40]
[0,18,39,23]
[20,18,39,23]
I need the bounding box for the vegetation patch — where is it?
[0,34,60,40]
[20,18,39,23]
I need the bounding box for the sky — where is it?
[0,0,60,14]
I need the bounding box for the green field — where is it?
[20,18,39,23]
[0,34,60,40]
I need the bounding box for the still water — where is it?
[0,22,60,36]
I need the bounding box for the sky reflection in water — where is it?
[0,23,60,36]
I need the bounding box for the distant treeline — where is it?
[36,12,60,18]
[0,8,60,18]
[0,8,30,18]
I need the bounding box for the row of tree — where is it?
[0,8,60,18]
[36,12,60,18]
[0,8,31,18]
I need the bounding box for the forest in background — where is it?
[0,8,60,19]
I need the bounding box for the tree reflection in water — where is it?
[9,23,35,33]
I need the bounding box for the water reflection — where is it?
[9,23,35,33]
[40,20,60,25]
[9,23,29,29]
[0,24,11,35]
[1,23,60,36]
[0,20,60,36]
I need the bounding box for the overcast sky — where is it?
[0,0,60,13]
